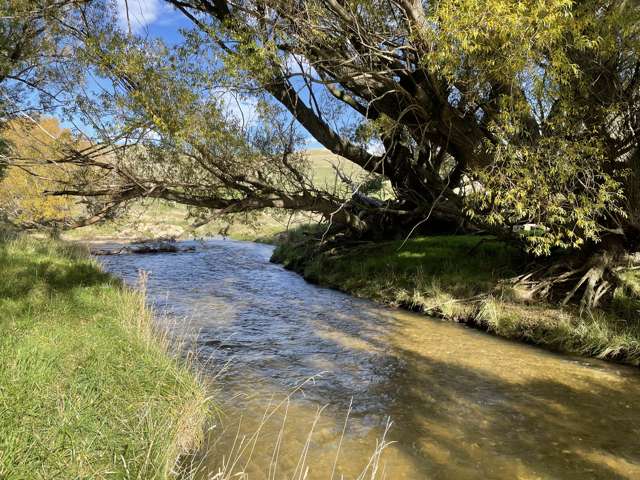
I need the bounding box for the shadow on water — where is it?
[99,239,640,479]
[374,347,640,479]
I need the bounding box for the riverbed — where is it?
[99,239,640,479]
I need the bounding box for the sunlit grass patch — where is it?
[274,233,522,300]
[0,235,209,478]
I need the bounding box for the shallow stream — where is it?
[99,239,640,479]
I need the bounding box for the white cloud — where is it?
[220,91,259,128]
[366,139,385,156]
[116,0,163,33]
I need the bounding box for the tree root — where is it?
[512,244,632,312]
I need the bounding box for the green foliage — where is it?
[425,0,574,89]
[0,236,208,478]
[0,0,78,114]
[57,0,640,258]
[422,0,640,254]
[469,136,626,255]
[78,23,315,202]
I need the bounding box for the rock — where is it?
[129,242,179,254]
[92,241,195,255]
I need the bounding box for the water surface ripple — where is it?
[99,239,640,479]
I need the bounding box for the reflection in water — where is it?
[99,239,640,479]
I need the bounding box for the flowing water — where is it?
[99,239,640,480]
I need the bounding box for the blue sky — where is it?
[112,0,326,149]
[116,0,187,44]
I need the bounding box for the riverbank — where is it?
[0,234,209,478]
[273,232,640,366]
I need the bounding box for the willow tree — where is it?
[61,0,640,308]
[0,0,120,230]
[0,0,84,115]
[184,0,640,308]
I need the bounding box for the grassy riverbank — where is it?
[0,235,209,478]
[273,232,640,365]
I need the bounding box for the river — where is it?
[98,239,640,479]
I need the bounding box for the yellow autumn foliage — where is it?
[0,117,78,227]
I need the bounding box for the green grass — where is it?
[273,229,640,365]
[0,234,209,479]
[306,148,368,188]
[306,148,393,200]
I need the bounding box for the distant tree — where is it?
[0,117,79,229]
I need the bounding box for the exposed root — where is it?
[512,242,634,312]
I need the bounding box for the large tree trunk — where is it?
[623,148,640,244]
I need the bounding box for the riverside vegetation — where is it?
[0,233,209,478]
[5,2,640,353]
[3,1,640,477]
[273,229,640,366]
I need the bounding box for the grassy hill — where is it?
[306,148,367,187]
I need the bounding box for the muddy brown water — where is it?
[98,239,640,479]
